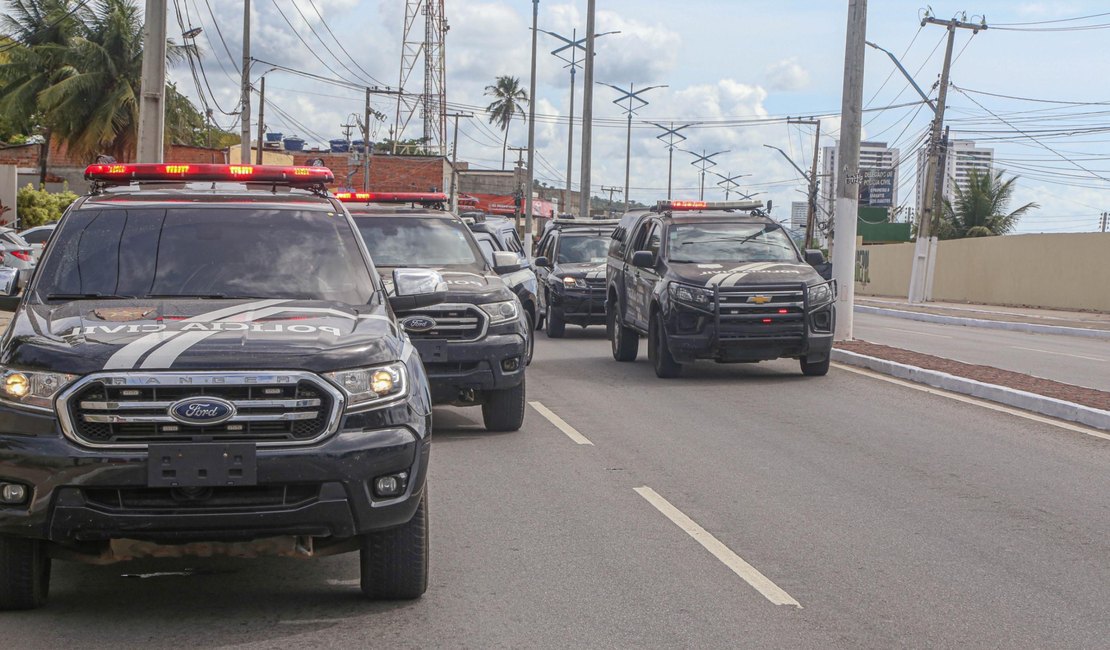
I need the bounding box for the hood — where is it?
[2,298,403,375]
[379,267,512,304]
[552,261,606,279]
[668,261,825,287]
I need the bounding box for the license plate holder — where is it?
[147,443,258,488]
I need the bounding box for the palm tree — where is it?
[939,169,1038,239]
[484,75,528,170]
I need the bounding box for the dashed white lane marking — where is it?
[832,363,1110,442]
[634,486,801,608]
[529,401,594,445]
[1010,345,1108,362]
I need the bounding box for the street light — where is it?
[600,82,667,211]
[538,28,620,216]
[712,170,751,200]
[680,148,728,201]
[650,122,691,200]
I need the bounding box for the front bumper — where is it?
[663,304,835,363]
[550,288,607,325]
[0,403,430,546]
[412,332,526,403]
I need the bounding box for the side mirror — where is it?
[0,267,20,312]
[631,250,656,269]
[804,249,827,267]
[492,250,522,274]
[388,268,447,312]
[533,255,551,269]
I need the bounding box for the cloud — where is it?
[763,58,810,92]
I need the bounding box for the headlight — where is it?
[669,282,714,309]
[0,367,76,410]
[324,362,407,410]
[561,276,589,290]
[479,299,519,324]
[808,281,835,307]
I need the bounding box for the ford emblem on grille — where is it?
[168,397,237,426]
[400,315,437,333]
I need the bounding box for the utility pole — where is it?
[362,88,372,192]
[524,0,539,251]
[509,146,528,226]
[1100,212,1108,232]
[787,118,822,249]
[682,148,729,201]
[650,122,690,200]
[601,186,622,216]
[578,0,597,221]
[908,11,987,304]
[831,0,867,341]
[136,0,167,162]
[601,82,667,211]
[239,0,251,164]
[446,111,473,212]
[255,76,265,164]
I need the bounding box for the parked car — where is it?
[17,224,56,261]
[0,227,36,286]
[468,215,530,267]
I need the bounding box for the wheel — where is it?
[0,536,51,610]
[545,305,566,338]
[800,355,830,376]
[481,375,526,432]
[524,312,535,366]
[608,299,638,362]
[359,493,429,600]
[649,312,682,378]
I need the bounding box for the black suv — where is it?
[533,219,618,338]
[0,164,441,609]
[341,192,529,432]
[606,200,835,378]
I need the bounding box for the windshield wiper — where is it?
[144,294,270,300]
[45,293,134,300]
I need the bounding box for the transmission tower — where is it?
[394,0,447,155]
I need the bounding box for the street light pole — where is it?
[600,82,666,211]
[681,148,728,201]
[650,122,690,200]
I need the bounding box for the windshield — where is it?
[557,234,610,264]
[356,216,484,269]
[34,207,375,304]
[667,223,800,263]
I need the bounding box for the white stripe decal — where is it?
[103,299,289,370]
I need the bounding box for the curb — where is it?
[831,349,1110,432]
[854,305,1110,340]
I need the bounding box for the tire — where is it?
[800,355,830,377]
[649,312,682,378]
[545,305,566,338]
[608,299,638,362]
[0,536,51,610]
[524,312,535,366]
[482,375,526,432]
[359,493,428,600]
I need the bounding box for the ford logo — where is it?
[400,315,437,333]
[168,397,237,426]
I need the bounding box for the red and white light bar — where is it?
[334,191,448,204]
[84,163,335,186]
[655,199,764,212]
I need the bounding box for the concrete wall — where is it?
[856,233,1110,311]
[0,165,16,227]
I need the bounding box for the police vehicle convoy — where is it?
[533,219,618,338]
[0,164,440,609]
[340,192,530,432]
[606,200,836,378]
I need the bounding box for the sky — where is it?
[167,1,1110,234]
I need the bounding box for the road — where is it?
[3,328,1109,648]
[855,311,1110,391]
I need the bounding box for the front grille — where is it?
[402,303,487,340]
[83,484,320,511]
[584,277,607,299]
[59,372,342,447]
[715,283,807,340]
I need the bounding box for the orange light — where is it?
[228,165,254,175]
[163,164,190,174]
[107,164,127,174]
[334,191,446,204]
[84,163,335,186]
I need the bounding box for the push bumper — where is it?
[550,289,607,326]
[0,404,430,545]
[413,332,526,404]
[664,306,835,363]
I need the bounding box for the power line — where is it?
[305,0,389,88]
[285,0,378,87]
[269,0,355,83]
[991,11,1110,26]
[198,0,241,75]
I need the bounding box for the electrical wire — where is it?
[286,0,379,88]
[305,0,390,88]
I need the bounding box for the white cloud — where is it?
[763,58,810,92]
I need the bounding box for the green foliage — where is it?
[938,169,1038,239]
[484,75,528,169]
[16,182,77,227]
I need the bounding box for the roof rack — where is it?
[84,163,335,196]
[334,191,448,208]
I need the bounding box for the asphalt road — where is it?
[854,311,1110,391]
[3,327,1109,648]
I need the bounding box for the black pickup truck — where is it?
[606,200,835,378]
[0,165,441,609]
[533,219,619,337]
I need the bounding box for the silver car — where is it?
[18,224,56,261]
[0,227,37,286]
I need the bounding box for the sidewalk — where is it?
[855,297,1110,338]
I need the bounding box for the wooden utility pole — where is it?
[909,12,986,303]
[831,0,867,341]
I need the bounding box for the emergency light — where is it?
[334,192,448,205]
[83,163,335,186]
[654,200,764,212]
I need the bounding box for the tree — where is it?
[938,169,1038,239]
[484,75,528,170]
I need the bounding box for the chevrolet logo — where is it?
[747,295,772,304]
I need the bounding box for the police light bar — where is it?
[655,200,764,212]
[334,191,448,204]
[84,163,335,186]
